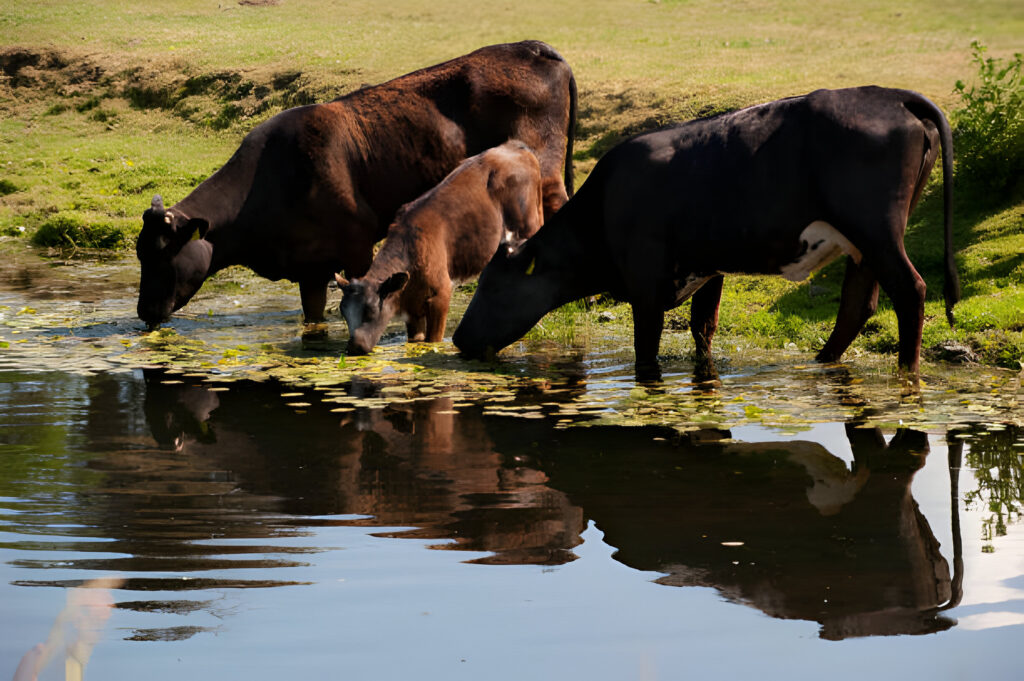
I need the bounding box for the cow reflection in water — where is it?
[136,371,957,638]
[139,369,582,565]
[499,424,958,639]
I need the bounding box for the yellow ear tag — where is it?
[525,258,536,275]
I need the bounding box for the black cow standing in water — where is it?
[135,41,576,329]
[454,86,958,377]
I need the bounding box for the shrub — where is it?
[970,330,1024,369]
[951,41,1024,197]
[32,213,129,250]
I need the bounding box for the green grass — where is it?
[2,0,1023,365]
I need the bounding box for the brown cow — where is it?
[135,41,576,330]
[337,141,544,355]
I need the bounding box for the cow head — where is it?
[337,271,410,355]
[453,241,559,359]
[136,195,212,328]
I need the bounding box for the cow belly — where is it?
[779,221,862,282]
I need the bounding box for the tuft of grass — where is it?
[525,300,594,347]
[32,212,130,250]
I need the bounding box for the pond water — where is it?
[1,245,1022,680]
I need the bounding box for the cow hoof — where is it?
[815,350,843,364]
[897,370,921,397]
[635,361,662,384]
[693,355,719,384]
[302,322,329,339]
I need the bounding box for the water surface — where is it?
[1,248,1022,679]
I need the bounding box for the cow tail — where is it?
[935,100,959,328]
[907,92,960,327]
[564,72,577,198]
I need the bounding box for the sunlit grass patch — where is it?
[524,299,595,347]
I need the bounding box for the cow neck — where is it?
[172,139,263,274]
[362,231,413,287]
[170,204,243,277]
[531,197,611,303]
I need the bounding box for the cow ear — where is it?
[185,217,209,240]
[379,271,409,300]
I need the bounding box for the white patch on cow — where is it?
[675,274,713,305]
[779,221,862,282]
[504,229,514,244]
[785,443,870,516]
[164,212,173,224]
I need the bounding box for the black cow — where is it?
[136,41,576,329]
[454,86,958,376]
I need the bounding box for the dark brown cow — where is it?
[454,86,958,377]
[337,141,544,355]
[136,41,576,329]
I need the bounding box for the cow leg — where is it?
[631,300,665,381]
[425,288,453,343]
[406,316,427,343]
[817,259,880,363]
[875,251,927,373]
[299,279,328,324]
[690,275,724,358]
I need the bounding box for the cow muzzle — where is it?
[137,302,171,331]
[346,334,373,356]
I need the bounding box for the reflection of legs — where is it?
[690,275,724,358]
[818,259,879,363]
[846,423,929,469]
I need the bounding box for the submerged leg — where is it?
[299,279,328,324]
[690,275,724,358]
[631,300,665,382]
[817,259,880,363]
[877,250,927,373]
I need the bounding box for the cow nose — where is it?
[456,342,489,360]
[346,337,370,356]
[138,303,169,329]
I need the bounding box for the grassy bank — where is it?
[1,0,1022,367]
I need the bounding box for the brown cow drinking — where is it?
[135,41,576,330]
[337,141,545,355]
